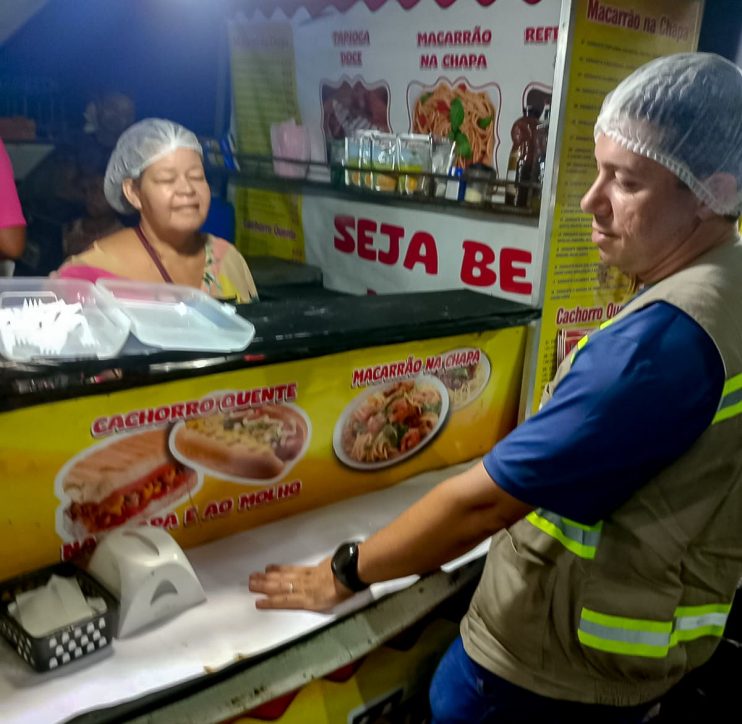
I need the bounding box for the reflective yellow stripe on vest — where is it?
[569,318,617,364]
[712,372,742,424]
[578,602,732,658]
[526,510,602,559]
[672,603,731,643]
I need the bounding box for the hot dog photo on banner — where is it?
[54,391,313,546]
[54,428,202,539]
[170,402,311,484]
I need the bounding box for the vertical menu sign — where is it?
[530,0,703,412]
[230,20,306,261]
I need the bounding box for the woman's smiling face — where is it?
[127,148,211,235]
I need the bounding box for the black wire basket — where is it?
[0,562,118,672]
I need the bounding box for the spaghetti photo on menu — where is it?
[408,78,501,169]
[433,348,491,411]
[333,377,449,470]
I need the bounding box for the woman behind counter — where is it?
[58,119,257,303]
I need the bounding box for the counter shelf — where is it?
[210,153,542,221]
[69,557,485,724]
[0,465,486,724]
[0,290,539,411]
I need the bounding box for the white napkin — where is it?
[9,575,104,637]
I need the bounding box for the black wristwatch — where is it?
[331,541,369,592]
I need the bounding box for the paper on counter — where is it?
[8,575,104,637]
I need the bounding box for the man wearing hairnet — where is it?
[250,53,742,722]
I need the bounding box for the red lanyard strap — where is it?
[135,225,174,284]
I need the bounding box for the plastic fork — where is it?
[0,325,16,353]
[78,320,96,348]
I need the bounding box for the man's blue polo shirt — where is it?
[483,301,725,525]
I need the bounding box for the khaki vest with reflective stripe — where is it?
[461,239,742,706]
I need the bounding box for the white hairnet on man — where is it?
[595,52,742,216]
[104,118,202,213]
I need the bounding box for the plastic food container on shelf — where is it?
[95,279,256,352]
[0,278,130,362]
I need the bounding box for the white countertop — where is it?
[0,461,486,724]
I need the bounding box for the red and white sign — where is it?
[304,197,539,303]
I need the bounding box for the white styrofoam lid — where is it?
[95,279,256,352]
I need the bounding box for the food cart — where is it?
[0,0,706,721]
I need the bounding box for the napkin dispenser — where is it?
[88,527,206,638]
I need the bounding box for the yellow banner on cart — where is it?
[0,327,526,581]
[531,0,702,410]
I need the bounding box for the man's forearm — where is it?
[356,462,532,584]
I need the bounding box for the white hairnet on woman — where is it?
[595,52,742,216]
[104,118,202,213]
[60,118,258,302]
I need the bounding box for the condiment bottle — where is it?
[505,106,540,208]
[531,103,551,212]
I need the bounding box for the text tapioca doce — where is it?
[333,215,533,297]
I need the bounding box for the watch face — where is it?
[332,542,367,592]
[332,542,356,573]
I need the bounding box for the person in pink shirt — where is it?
[0,138,26,264]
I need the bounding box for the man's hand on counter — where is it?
[248,462,533,613]
[248,557,354,612]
